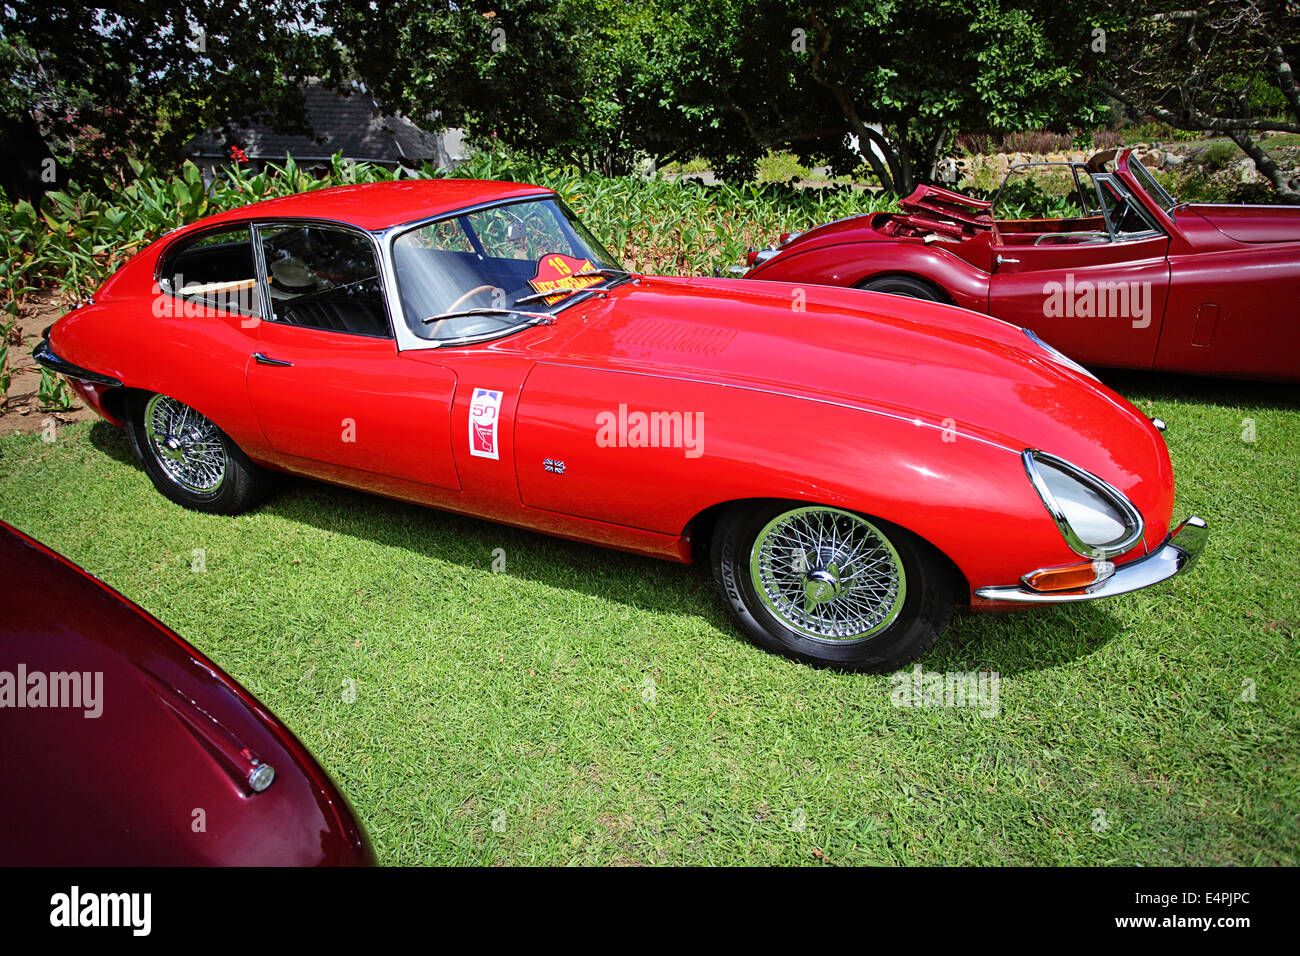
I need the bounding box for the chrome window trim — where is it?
[252,220,397,340]
[154,222,264,320]
[155,217,399,336]
[1022,449,1145,559]
[1126,155,1178,213]
[1093,173,1165,243]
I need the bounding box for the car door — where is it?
[988,170,1171,369]
[244,222,461,491]
[152,224,269,453]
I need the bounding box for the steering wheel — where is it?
[442,285,499,315]
[422,284,501,336]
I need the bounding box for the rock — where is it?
[1161,153,1185,170]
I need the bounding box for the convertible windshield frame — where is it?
[380,194,629,352]
[1125,154,1179,214]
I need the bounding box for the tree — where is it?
[323,0,680,176]
[326,0,1110,189]
[1101,1,1300,201]
[1,1,339,188]
[653,0,1111,191]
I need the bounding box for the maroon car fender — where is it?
[748,240,991,313]
[0,521,375,865]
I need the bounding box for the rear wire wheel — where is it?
[126,392,271,514]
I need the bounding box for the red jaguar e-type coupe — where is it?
[739,148,1299,382]
[36,178,1206,670]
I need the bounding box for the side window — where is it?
[258,224,391,338]
[159,226,260,317]
[1094,175,1162,241]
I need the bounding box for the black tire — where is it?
[125,391,271,515]
[711,500,956,671]
[857,275,946,301]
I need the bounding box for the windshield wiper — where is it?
[512,267,636,307]
[421,307,554,325]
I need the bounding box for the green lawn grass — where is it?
[1,372,1296,865]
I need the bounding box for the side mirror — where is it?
[507,221,525,242]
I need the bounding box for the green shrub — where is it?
[37,367,74,410]
[1119,121,1203,144]
[660,157,710,175]
[2,148,900,320]
[1199,140,1242,172]
[756,151,811,182]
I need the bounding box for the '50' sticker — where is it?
[469,387,504,460]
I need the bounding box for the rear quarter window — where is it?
[158,226,261,317]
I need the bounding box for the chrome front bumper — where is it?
[974,516,1208,604]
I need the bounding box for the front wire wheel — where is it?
[713,501,956,671]
[750,506,906,641]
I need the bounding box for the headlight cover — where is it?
[1023,450,1144,559]
[1023,328,1099,381]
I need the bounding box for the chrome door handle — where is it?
[995,254,1020,266]
[253,352,293,367]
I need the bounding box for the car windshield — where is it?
[392,197,626,345]
[1127,155,1178,213]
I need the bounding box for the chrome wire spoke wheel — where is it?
[749,506,906,642]
[143,394,227,496]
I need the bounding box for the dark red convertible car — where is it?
[739,148,1299,381]
[0,520,374,865]
[35,178,1206,670]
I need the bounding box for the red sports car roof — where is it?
[200,178,554,232]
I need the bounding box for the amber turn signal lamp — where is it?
[1022,560,1115,593]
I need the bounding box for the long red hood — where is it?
[553,275,1173,535]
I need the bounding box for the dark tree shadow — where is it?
[1095,368,1299,411]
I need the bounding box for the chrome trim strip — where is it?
[1022,449,1145,559]
[975,516,1206,603]
[1022,327,1099,381]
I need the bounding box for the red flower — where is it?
[228,145,249,164]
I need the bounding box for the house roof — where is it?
[188,81,440,165]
